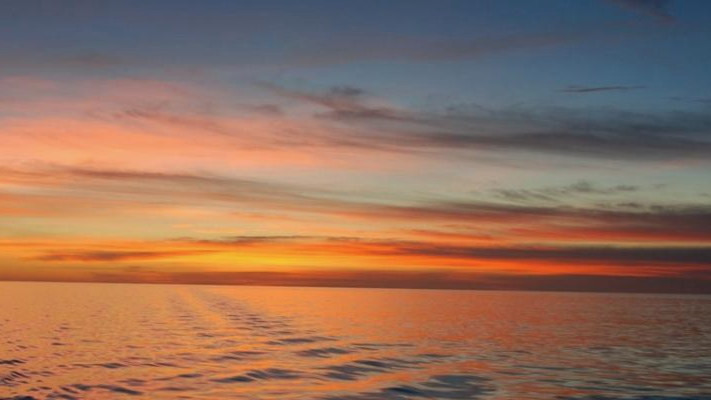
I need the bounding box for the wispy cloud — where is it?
[6,77,711,171]
[605,0,675,23]
[53,52,125,69]
[389,242,711,266]
[3,165,711,244]
[0,1,708,294]
[33,249,207,262]
[15,235,711,292]
[260,83,405,122]
[0,51,125,72]
[492,181,640,203]
[18,231,711,267]
[559,85,646,93]
[287,31,586,66]
[78,269,711,293]
[266,83,711,161]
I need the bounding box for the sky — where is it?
[1,0,711,293]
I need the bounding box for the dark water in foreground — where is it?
[1,282,710,399]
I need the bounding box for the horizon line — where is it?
[3,277,709,296]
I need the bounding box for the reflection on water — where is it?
[1,282,710,399]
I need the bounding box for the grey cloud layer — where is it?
[605,0,675,23]
[4,165,711,243]
[493,181,640,203]
[264,84,711,161]
[39,266,711,294]
[560,85,646,93]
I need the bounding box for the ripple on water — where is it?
[267,336,336,346]
[296,346,353,358]
[321,374,495,399]
[155,372,203,382]
[320,357,418,381]
[210,350,266,362]
[2,284,711,399]
[0,359,25,366]
[0,370,29,386]
[213,368,303,384]
[66,384,142,396]
[97,362,127,369]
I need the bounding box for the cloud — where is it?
[320,200,711,244]
[0,164,308,200]
[427,109,711,160]
[561,181,639,194]
[266,84,711,161]
[33,250,208,262]
[260,83,405,122]
[0,76,418,170]
[248,104,284,116]
[6,76,711,170]
[389,243,711,266]
[672,97,711,105]
[605,0,675,23]
[175,235,326,246]
[0,51,125,72]
[53,52,124,69]
[560,85,646,93]
[0,164,345,223]
[8,267,711,294]
[5,221,711,292]
[109,105,236,136]
[286,30,591,66]
[492,181,640,203]
[3,164,711,244]
[68,235,711,268]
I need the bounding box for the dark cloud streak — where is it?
[393,243,711,266]
[605,0,675,23]
[287,31,585,66]
[12,268,710,294]
[265,83,711,161]
[33,250,208,262]
[560,85,646,93]
[4,165,711,243]
[493,181,640,203]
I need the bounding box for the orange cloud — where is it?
[1,76,710,293]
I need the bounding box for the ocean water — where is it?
[1,282,710,400]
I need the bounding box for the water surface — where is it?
[1,282,710,399]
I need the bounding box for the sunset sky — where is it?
[1,0,711,293]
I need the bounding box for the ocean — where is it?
[1,281,710,399]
